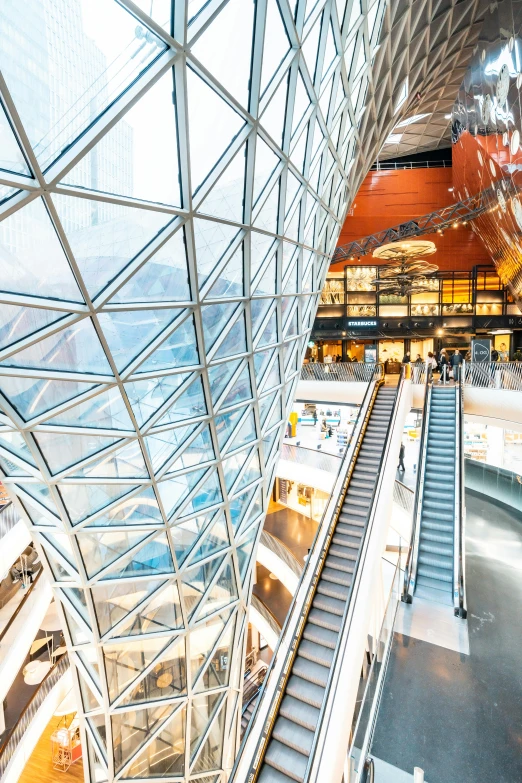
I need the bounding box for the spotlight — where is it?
[453,222,459,228]
[437,328,443,336]
[382,322,389,327]
[428,322,434,327]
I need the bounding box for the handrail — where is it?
[231,377,378,782]
[280,443,342,476]
[250,594,281,638]
[307,370,406,781]
[0,502,19,540]
[259,530,302,577]
[242,665,268,714]
[402,364,432,602]
[454,363,467,618]
[300,362,384,383]
[0,654,69,776]
[371,160,451,170]
[393,479,414,514]
[0,568,43,644]
[464,361,522,390]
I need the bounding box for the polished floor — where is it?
[18,715,83,783]
[264,502,318,564]
[252,563,292,628]
[371,493,522,782]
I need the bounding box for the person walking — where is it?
[402,351,411,364]
[450,348,463,382]
[398,441,405,472]
[438,349,448,383]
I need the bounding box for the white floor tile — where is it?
[372,756,428,782]
[395,598,470,655]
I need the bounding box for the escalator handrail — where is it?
[454,362,467,618]
[230,377,380,782]
[402,365,432,601]
[306,369,407,782]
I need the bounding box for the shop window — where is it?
[345,266,376,291]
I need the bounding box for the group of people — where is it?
[401,348,464,382]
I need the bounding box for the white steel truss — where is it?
[0,1,482,782]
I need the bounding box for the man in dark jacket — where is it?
[450,349,463,382]
[438,349,448,383]
[398,442,405,472]
[402,351,411,363]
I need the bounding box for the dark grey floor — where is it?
[371,492,522,782]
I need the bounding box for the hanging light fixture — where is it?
[372,240,439,297]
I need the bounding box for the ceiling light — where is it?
[444,113,452,119]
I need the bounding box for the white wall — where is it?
[256,542,299,595]
[296,380,368,405]
[0,520,31,581]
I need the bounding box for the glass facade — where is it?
[0,1,389,781]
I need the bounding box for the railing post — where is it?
[414,768,424,782]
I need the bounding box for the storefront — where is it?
[464,420,522,473]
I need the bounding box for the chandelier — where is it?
[372,240,439,297]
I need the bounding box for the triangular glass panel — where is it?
[44,387,134,431]
[253,179,280,234]
[198,144,246,224]
[0,430,37,467]
[68,440,149,480]
[132,315,199,375]
[171,510,218,565]
[97,309,181,374]
[0,318,112,375]
[0,2,167,170]
[112,702,179,774]
[119,583,183,637]
[0,376,99,422]
[192,0,254,108]
[181,555,224,619]
[122,705,186,779]
[157,467,208,519]
[284,206,300,242]
[100,532,174,581]
[236,525,259,581]
[258,354,281,393]
[250,232,276,280]
[302,15,322,80]
[33,431,122,475]
[221,409,256,453]
[253,347,277,382]
[283,259,299,294]
[193,217,240,289]
[0,101,31,176]
[190,695,226,772]
[187,67,245,192]
[116,638,185,705]
[292,72,311,135]
[52,194,174,299]
[104,635,176,703]
[220,365,252,409]
[0,304,67,352]
[194,618,235,691]
[165,427,214,474]
[62,68,181,207]
[235,450,262,492]
[285,171,302,215]
[77,529,153,579]
[260,0,292,94]
[252,298,272,336]
[195,557,238,621]
[290,126,307,175]
[124,372,190,428]
[322,21,338,81]
[145,424,198,473]
[229,486,257,531]
[258,390,278,427]
[0,198,83,303]
[349,0,362,31]
[180,469,223,517]
[201,302,239,353]
[58,482,140,526]
[155,375,207,427]
[253,137,280,206]
[256,310,278,348]
[205,246,244,300]
[208,359,241,406]
[212,312,247,360]
[91,579,166,636]
[222,448,250,491]
[253,253,277,296]
[237,489,263,538]
[0,454,34,479]
[185,513,230,567]
[83,486,163,528]
[189,612,228,686]
[109,228,190,304]
[260,73,289,146]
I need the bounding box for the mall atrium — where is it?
[0,1,520,783]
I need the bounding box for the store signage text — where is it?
[347,320,378,327]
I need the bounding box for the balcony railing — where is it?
[250,595,281,638]
[0,502,19,540]
[370,160,451,171]
[0,654,69,778]
[280,443,342,476]
[464,361,522,391]
[259,530,302,579]
[300,362,384,382]
[393,480,414,514]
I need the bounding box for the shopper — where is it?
[398,441,405,472]
[414,354,423,364]
[402,351,411,363]
[438,349,448,383]
[498,342,509,362]
[513,348,522,362]
[491,347,499,361]
[450,348,463,382]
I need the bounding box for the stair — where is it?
[415,386,456,607]
[258,385,398,782]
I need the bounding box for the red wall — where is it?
[332,167,491,273]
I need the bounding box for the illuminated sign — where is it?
[347,320,378,327]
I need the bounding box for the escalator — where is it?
[404,378,466,616]
[252,382,399,783]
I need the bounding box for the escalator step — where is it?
[293,654,329,688]
[308,607,342,633]
[286,674,324,709]
[423,519,453,533]
[418,552,453,570]
[259,764,293,783]
[338,513,366,527]
[332,532,361,549]
[420,540,453,558]
[303,620,338,649]
[317,580,350,601]
[336,522,363,537]
[344,495,371,508]
[418,565,453,583]
[272,716,315,755]
[325,554,354,574]
[322,566,352,588]
[329,543,358,560]
[264,739,307,782]
[312,592,345,616]
[422,529,453,545]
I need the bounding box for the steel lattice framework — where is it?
[333,180,516,261]
[0,1,488,782]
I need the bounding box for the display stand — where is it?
[51,719,82,772]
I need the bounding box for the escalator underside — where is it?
[258,385,397,783]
